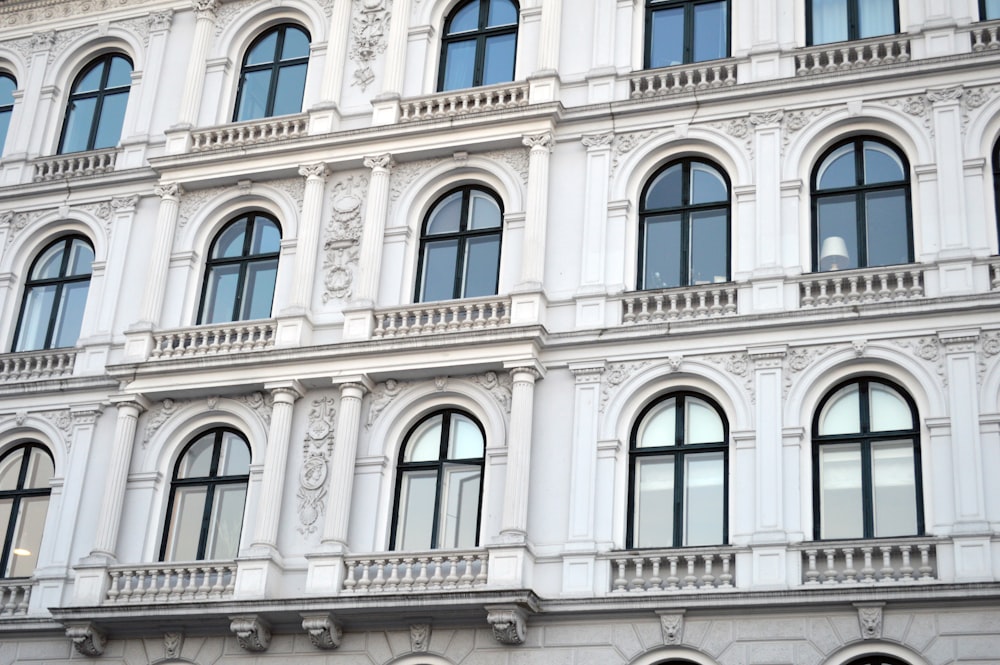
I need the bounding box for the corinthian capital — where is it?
[363,153,393,171]
[299,163,330,180]
[154,182,183,200]
[192,0,219,19]
[522,133,553,151]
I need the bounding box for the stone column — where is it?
[344,155,393,339]
[286,164,330,314]
[371,0,413,124]
[519,133,553,290]
[536,0,562,73]
[175,0,218,128]
[311,0,353,132]
[321,378,373,549]
[136,183,182,328]
[22,33,57,160]
[251,382,305,551]
[927,87,970,257]
[577,133,613,317]
[500,365,543,540]
[89,395,150,560]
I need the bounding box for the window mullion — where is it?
[683,2,694,64]
[196,479,216,560]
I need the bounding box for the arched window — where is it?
[198,213,281,324]
[439,0,518,91]
[160,428,251,561]
[416,187,503,302]
[628,392,728,548]
[645,0,729,69]
[993,138,999,248]
[391,410,485,550]
[812,378,923,540]
[0,73,15,154]
[13,235,94,352]
[0,444,53,578]
[58,53,132,154]
[808,0,898,45]
[812,137,912,272]
[639,158,730,290]
[233,24,310,122]
[845,657,912,665]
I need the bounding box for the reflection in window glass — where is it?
[0,74,15,154]
[986,0,1000,20]
[234,25,310,121]
[199,214,281,324]
[58,54,132,153]
[809,0,897,44]
[439,0,518,91]
[0,444,53,578]
[646,0,729,68]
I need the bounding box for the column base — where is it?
[234,552,285,600]
[123,328,154,361]
[342,306,374,340]
[164,126,192,155]
[487,543,534,589]
[304,553,346,595]
[509,289,548,326]
[308,102,342,134]
[371,93,401,126]
[70,560,111,606]
[274,313,313,347]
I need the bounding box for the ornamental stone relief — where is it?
[881,95,933,132]
[962,86,997,130]
[142,398,188,446]
[483,148,530,185]
[177,185,226,236]
[474,371,513,413]
[389,158,435,207]
[366,379,407,429]
[298,396,336,535]
[781,108,822,153]
[239,391,275,427]
[599,361,651,413]
[0,0,143,27]
[323,175,367,302]
[350,0,391,91]
[782,345,835,398]
[610,131,656,177]
[892,336,946,387]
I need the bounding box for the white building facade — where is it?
[0,0,998,663]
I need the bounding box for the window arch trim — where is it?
[992,138,1000,252]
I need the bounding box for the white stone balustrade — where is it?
[32,149,117,181]
[0,350,76,382]
[0,581,31,615]
[971,22,1000,51]
[341,552,488,594]
[797,540,937,585]
[190,115,308,152]
[105,563,236,603]
[795,37,910,76]
[799,267,923,308]
[620,285,737,324]
[373,298,511,338]
[608,547,737,592]
[630,62,738,99]
[989,261,1000,289]
[398,83,529,122]
[150,321,276,359]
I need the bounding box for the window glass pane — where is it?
[469,193,502,229]
[24,449,53,489]
[686,397,724,443]
[638,399,676,448]
[206,484,247,559]
[810,0,848,44]
[15,286,57,352]
[74,64,103,94]
[690,163,728,204]
[51,281,88,348]
[437,464,480,547]
[281,27,311,59]
[819,383,861,435]
[7,496,48,577]
[0,75,14,104]
[488,0,518,26]
[863,141,905,184]
[106,56,132,88]
[690,210,729,285]
[420,239,459,301]
[448,1,481,33]
[272,63,307,116]
[241,259,277,320]
[251,218,281,254]
[817,144,856,189]
[684,451,724,545]
[61,97,97,153]
[67,240,94,276]
[871,440,917,537]
[427,192,463,234]
[819,443,863,539]
[0,451,23,490]
[642,213,682,289]
[634,457,674,547]
[483,33,516,86]
[93,90,128,149]
[406,416,442,462]
[178,435,215,479]
[246,31,279,65]
[220,432,251,475]
[644,164,683,209]
[235,70,272,121]
[449,414,484,459]
[213,220,248,259]
[692,1,728,62]
[649,7,685,67]
[397,470,438,550]
[865,189,909,267]
[462,235,500,298]
[32,242,67,280]
[0,110,11,153]
[203,264,240,323]
[165,486,207,561]
[869,383,912,431]
[858,0,896,38]
[442,40,477,90]
[817,195,858,270]
[0,501,10,562]
[987,0,1000,19]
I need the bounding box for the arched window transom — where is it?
[58,53,132,154]
[198,213,281,324]
[0,444,53,578]
[439,0,519,91]
[234,24,311,122]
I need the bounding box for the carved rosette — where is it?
[302,613,342,649]
[486,607,527,645]
[230,615,271,651]
[66,622,106,656]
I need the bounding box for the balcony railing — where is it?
[0,349,76,382]
[32,149,117,182]
[606,546,738,593]
[795,36,910,76]
[105,562,236,604]
[794,539,937,585]
[190,114,309,152]
[0,580,31,615]
[373,297,511,338]
[620,284,738,324]
[630,61,738,99]
[971,21,1000,51]
[398,83,529,122]
[150,320,276,359]
[798,266,923,308]
[342,551,488,594]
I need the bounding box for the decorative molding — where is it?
[926,86,963,104]
[855,603,884,639]
[194,0,220,20]
[389,158,434,203]
[581,132,613,149]
[323,176,367,302]
[3,209,46,247]
[271,176,307,212]
[40,409,72,446]
[30,31,57,52]
[410,623,430,652]
[70,406,104,428]
[486,607,526,645]
[142,398,186,447]
[962,86,996,129]
[749,109,783,126]
[366,379,407,429]
[177,185,225,233]
[230,615,271,652]
[66,622,106,656]
[148,9,174,31]
[783,345,835,398]
[349,0,391,91]
[883,95,933,132]
[781,109,822,152]
[893,337,946,387]
[716,117,753,157]
[364,153,394,171]
[115,15,153,46]
[239,391,275,427]
[111,194,140,213]
[600,361,650,413]
[302,613,342,649]
[163,632,183,659]
[483,148,530,185]
[298,396,336,535]
[474,371,514,413]
[522,132,554,151]
[658,612,684,645]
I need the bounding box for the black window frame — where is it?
[806,0,900,46]
[197,212,282,325]
[626,391,729,549]
[993,138,1000,251]
[414,186,504,303]
[159,427,251,562]
[232,23,311,122]
[57,53,132,154]
[638,157,732,290]
[12,235,94,352]
[810,136,913,272]
[0,72,15,154]
[389,409,486,551]
[845,657,912,665]
[644,0,731,69]
[981,0,1000,20]
[437,0,520,92]
[811,377,924,541]
[0,443,53,579]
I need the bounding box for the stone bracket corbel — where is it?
[230,615,271,652]
[66,622,106,656]
[486,605,528,645]
[301,613,342,649]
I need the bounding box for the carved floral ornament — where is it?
[323,175,367,302]
[231,615,271,651]
[349,0,391,91]
[486,607,527,645]
[302,613,342,649]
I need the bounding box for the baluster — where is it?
[718,554,733,588]
[637,296,650,323]
[477,556,489,586]
[107,571,122,602]
[460,555,475,587]
[653,295,665,320]
[133,569,148,602]
[445,555,461,588]
[415,557,431,588]
[154,568,171,601]
[879,546,895,582]
[801,281,814,307]
[683,556,698,589]
[430,556,445,588]
[196,566,212,598]
[847,276,860,304]
[630,557,645,591]
[16,585,29,614]
[648,558,662,591]
[385,559,401,591]
[899,545,914,581]
[372,560,387,592]
[918,544,934,580]
[357,560,373,592]
[910,270,923,297]
[860,547,875,582]
[823,549,838,584]
[701,554,715,587]
[666,556,680,590]
[843,548,857,583]
[613,559,628,592]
